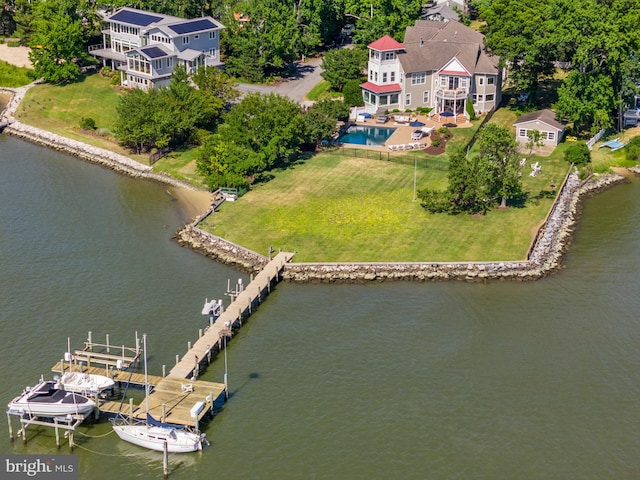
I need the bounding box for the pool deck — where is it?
[350,114,472,151]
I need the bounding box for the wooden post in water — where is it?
[175,354,180,366]
[129,398,134,425]
[187,341,191,352]
[87,331,92,350]
[106,334,110,353]
[54,418,60,449]
[163,440,169,478]
[7,412,13,442]
[69,429,74,452]
[162,365,166,377]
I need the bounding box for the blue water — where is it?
[339,125,397,146]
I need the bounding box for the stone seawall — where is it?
[175,172,629,283]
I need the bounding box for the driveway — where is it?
[236,56,324,106]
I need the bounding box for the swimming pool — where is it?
[339,125,397,146]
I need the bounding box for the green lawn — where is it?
[0,60,35,88]
[15,73,149,163]
[201,150,565,262]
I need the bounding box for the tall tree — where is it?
[191,67,240,121]
[223,0,301,81]
[320,47,367,92]
[28,0,94,83]
[477,0,556,95]
[476,123,522,209]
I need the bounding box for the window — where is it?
[374,51,380,60]
[384,52,395,61]
[166,57,173,68]
[476,94,484,102]
[548,132,555,141]
[380,95,388,105]
[364,91,370,102]
[209,31,216,39]
[485,94,494,101]
[472,94,478,104]
[390,93,399,104]
[390,72,396,82]
[405,93,411,105]
[153,59,162,70]
[194,34,199,39]
[440,76,447,87]
[209,48,217,58]
[478,77,484,86]
[518,129,526,137]
[382,72,387,83]
[488,77,495,85]
[374,72,378,82]
[182,36,190,44]
[423,91,429,103]
[369,70,373,81]
[412,72,426,85]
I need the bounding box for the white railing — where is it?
[435,87,469,99]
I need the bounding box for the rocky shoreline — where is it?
[1,85,637,282]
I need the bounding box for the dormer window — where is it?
[384,52,395,61]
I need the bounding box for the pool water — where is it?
[339,125,397,146]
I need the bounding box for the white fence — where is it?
[586,128,606,150]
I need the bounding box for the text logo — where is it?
[1,455,77,480]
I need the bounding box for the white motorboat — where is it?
[111,334,206,453]
[58,372,115,396]
[7,380,96,417]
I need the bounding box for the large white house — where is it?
[89,8,225,90]
[360,20,502,118]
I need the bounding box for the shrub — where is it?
[563,142,590,165]
[625,136,640,162]
[465,97,476,120]
[79,117,96,131]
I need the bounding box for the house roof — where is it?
[398,20,498,76]
[513,109,565,132]
[360,81,402,94]
[368,35,405,52]
[107,8,225,37]
[422,3,460,22]
[177,49,204,61]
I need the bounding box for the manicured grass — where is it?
[153,144,208,187]
[305,80,342,101]
[201,150,563,262]
[15,73,149,163]
[0,60,35,87]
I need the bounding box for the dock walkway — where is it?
[169,251,294,379]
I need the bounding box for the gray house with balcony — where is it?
[89,7,225,90]
[360,20,501,118]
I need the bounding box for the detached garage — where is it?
[513,109,565,147]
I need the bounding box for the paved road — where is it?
[236,57,324,106]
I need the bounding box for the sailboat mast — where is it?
[143,334,149,417]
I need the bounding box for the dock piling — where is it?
[7,412,13,442]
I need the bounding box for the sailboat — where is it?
[111,334,206,453]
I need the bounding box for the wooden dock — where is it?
[26,251,295,437]
[168,251,295,379]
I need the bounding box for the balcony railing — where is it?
[435,87,469,99]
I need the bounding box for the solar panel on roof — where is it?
[168,19,216,35]
[141,46,167,59]
[110,10,164,27]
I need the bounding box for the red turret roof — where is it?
[368,35,404,52]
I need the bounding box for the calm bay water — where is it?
[1,134,639,479]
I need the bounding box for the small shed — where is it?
[513,109,565,146]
